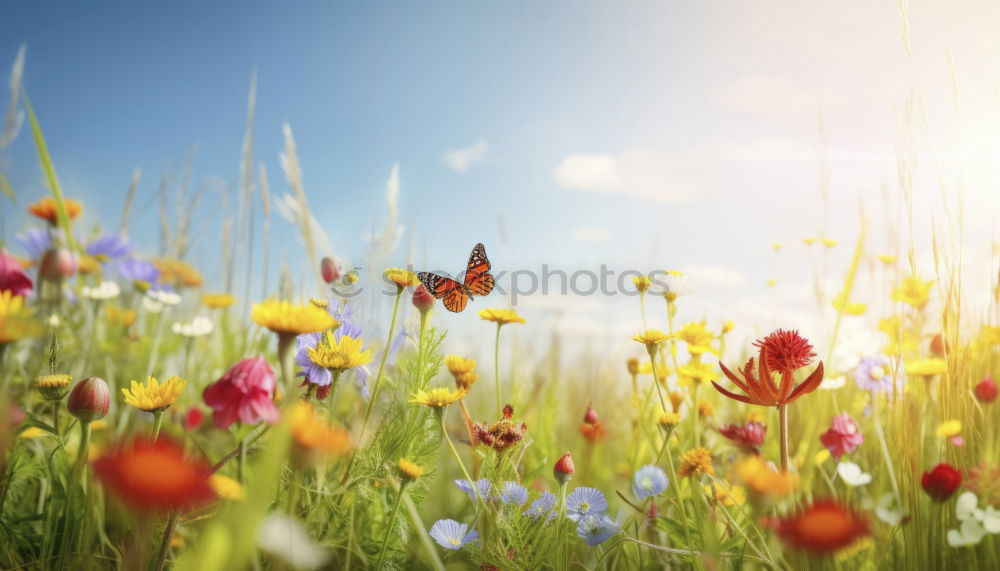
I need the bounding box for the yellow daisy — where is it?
[251,299,337,335]
[631,329,669,347]
[307,332,372,372]
[122,376,186,412]
[409,387,467,408]
[478,308,525,325]
[891,275,933,309]
[384,268,420,288]
[398,458,424,481]
[201,293,236,308]
[673,321,717,355]
[677,361,719,385]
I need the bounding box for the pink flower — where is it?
[719,421,767,449]
[0,250,33,297]
[819,412,864,459]
[202,356,281,428]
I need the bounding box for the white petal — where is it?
[956,492,978,521]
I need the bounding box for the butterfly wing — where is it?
[464,242,495,297]
[417,272,470,313]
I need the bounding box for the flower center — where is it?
[870,366,885,380]
[641,478,653,490]
[580,501,590,512]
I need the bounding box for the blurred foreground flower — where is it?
[0,290,41,344]
[202,357,280,428]
[734,456,798,499]
[773,500,869,553]
[257,513,331,570]
[632,465,668,499]
[92,437,216,512]
[922,463,962,501]
[289,402,352,467]
[719,421,766,450]
[974,377,997,403]
[0,250,33,296]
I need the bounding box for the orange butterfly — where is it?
[417,243,495,312]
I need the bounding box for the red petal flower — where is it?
[202,356,280,428]
[921,463,962,501]
[754,329,816,376]
[974,377,996,404]
[0,250,33,297]
[774,500,869,553]
[92,437,216,513]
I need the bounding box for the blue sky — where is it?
[1,1,998,356]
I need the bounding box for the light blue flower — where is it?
[566,487,608,522]
[428,519,478,550]
[499,481,528,506]
[455,479,490,501]
[117,258,160,284]
[525,492,556,519]
[576,514,620,546]
[632,465,668,499]
[15,228,51,259]
[86,234,133,260]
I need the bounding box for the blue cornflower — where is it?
[428,519,478,550]
[632,465,668,499]
[499,481,528,506]
[524,492,556,518]
[86,234,133,261]
[565,487,608,522]
[117,258,160,284]
[576,514,620,546]
[15,228,51,259]
[455,479,490,501]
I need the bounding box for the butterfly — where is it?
[417,243,495,312]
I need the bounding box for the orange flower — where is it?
[28,197,82,224]
[92,438,216,512]
[152,257,204,288]
[773,500,869,553]
[712,330,824,407]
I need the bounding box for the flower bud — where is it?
[320,257,340,283]
[412,284,435,313]
[67,377,110,423]
[554,452,575,485]
[39,248,76,282]
[974,376,997,404]
[929,333,949,356]
[583,405,599,425]
[35,374,72,401]
[626,358,639,376]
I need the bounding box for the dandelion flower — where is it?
[307,332,372,372]
[678,447,714,478]
[252,299,336,336]
[429,519,478,550]
[29,197,82,224]
[478,308,525,325]
[410,387,467,408]
[566,487,608,522]
[122,376,186,412]
[201,293,236,308]
[384,268,420,288]
[891,275,933,309]
[398,458,424,481]
[632,465,668,499]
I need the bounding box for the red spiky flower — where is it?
[754,329,817,376]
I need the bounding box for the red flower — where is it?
[92,437,216,513]
[412,284,435,312]
[203,356,281,428]
[974,377,996,404]
[774,500,869,553]
[0,250,33,297]
[921,463,962,501]
[554,452,575,484]
[320,256,340,283]
[580,421,606,443]
[719,421,766,448]
[753,329,816,376]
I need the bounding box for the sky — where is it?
[1,1,998,364]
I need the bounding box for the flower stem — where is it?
[153,510,178,571]
[73,421,91,479]
[646,347,667,412]
[778,403,789,472]
[374,482,408,570]
[276,332,295,395]
[664,444,697,564]
[555,482,569,571]
[151,410,164,442]
[438,411,482,507]
[358,289,403,441]
[494,322,502,417]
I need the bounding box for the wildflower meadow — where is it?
[1,3,999,570]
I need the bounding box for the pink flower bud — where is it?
[975,376,997,404]
[554,452,575,485]
[583,405,600,425]
[412,284,435,313]
[320,257,340,283]
[68,377,110,423]
[39,248,76,282]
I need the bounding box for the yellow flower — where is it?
[697,400,715,418]
[678,361,719,386]
[668,390,684,413]
[344,271,359,284]
[122,376,186,412]
[632,275,651,293]
[978,326,1000,346]
[936,420,962,437]
[658,411,681,429]
[878,254,897,265]
[409,387,467,408]
[734,456,799,497]
[878,316,917,355]
[398,458,424,481]
[771,243,782,251]
[478,308,525,325]
[802,237,817,246]
[905,358,947,377]
[384,268,420,288]
[891,275,933,309]
[814,449,831,465]
[307,332,372,371]
[35,374,72,401]
[210,474,245,500]
[821,237,837,248]
[152,257,203,288]
[288,402,353,457]
[673,321,717,356]
[705,482,746,507]
[105,304,137,327]
[445,355,479,390]
[626,357,640,376]
[632,329,669,347]
[0,291,40,344]
[678,447,714,478]
[201,293,236,308]
[832,291,867,315]
[766,279,777,287]
[252,299,337,335]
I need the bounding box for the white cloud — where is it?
[679,265,748,290]
[572,226,611,242]
[442,140,489,172]
[552,151,695,203]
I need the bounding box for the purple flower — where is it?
[855,355,896,392]
[86,234,133,261]
[15,228,51,259]
[117,258,160,284]
[576,514,620,546]
[499,481,528,506]
[525,492,556,518]
[428,519,478,550]
[566,487,608,522]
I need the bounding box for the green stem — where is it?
[438,411,482,507]
[555,482,569,571]
[778,403,789,472]
[153,510,178,571]
[374,483,408,570]
[52,402,61,439]
[276,332,295,395]
[73,421,92,478]
[151,410,164,442]
[646,347,667,412]
[402,493,446,571]
[664,444,697,566]
[494,322,502,417]
[871,390,902,502]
